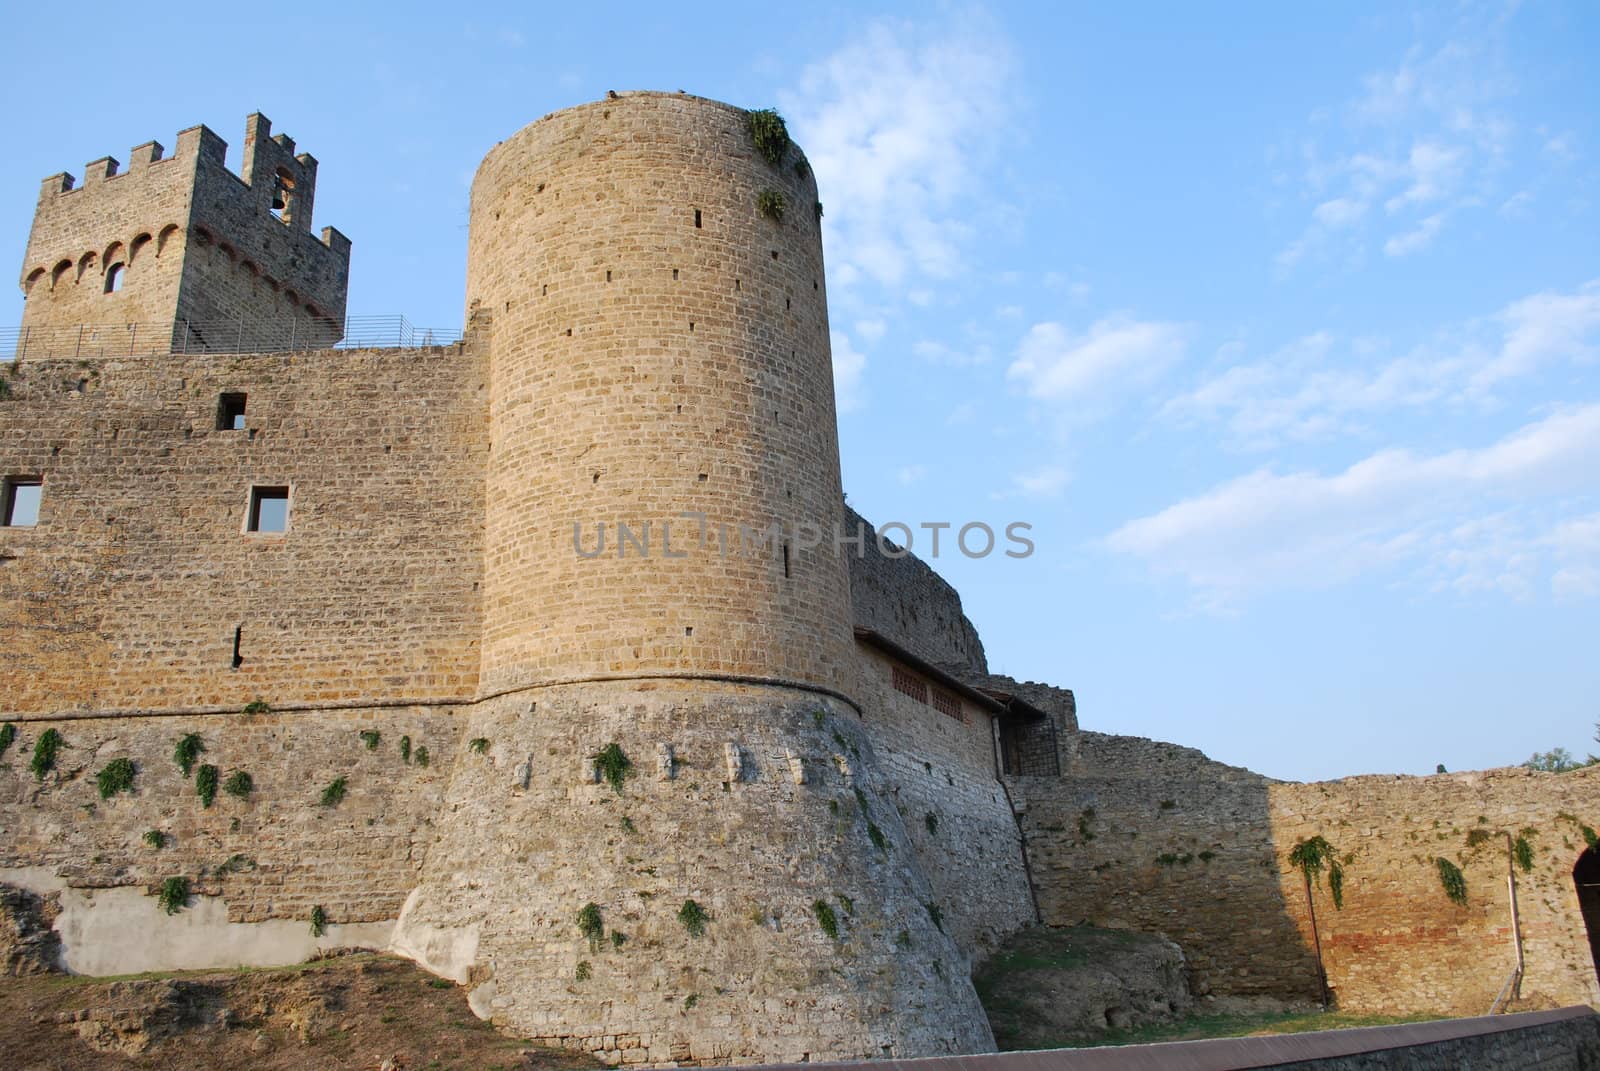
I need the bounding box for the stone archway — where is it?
[1572,849,1600,986]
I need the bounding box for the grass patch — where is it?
[577,902,604,950]
[812,899,840,940]
[678,899,709,938]
[156,877,190,915]
[468,737,489,754]
[320,777,348,807]
[593,743,632,793]
[223,770,253,799]
[195,764,219,807]
[360,730,381,750]
[758,189,786,222]
[746,108,791,166]
[142,829,165,849]
[30,728,63,780]
[96,757,136,799]
[174,733,203,777]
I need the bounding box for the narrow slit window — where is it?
[693,208,702,228]
[231,626,244,668]
[104,263,125,293]
[2,478,42,527]
[247,486,289,533]
[217,393,247,430]
[782,541,791,578]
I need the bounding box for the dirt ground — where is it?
[0,952,604,1071]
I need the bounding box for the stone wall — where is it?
[853,647,1036,956]
[846,507,988,677]
[468,92,857,698]
[17,115,349,350]
[1011,732,1322,1000]
[1015,732,1600,1014]
[393,677,997,1066]
[0,342,488,715]
[0,705,457,971]
[1272,766,1600,1015]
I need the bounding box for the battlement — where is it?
[19,113,350,340]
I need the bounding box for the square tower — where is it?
[16,114,351,357]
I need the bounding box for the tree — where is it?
[1524,748,1588,773]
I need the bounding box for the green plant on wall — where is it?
[96,757,136,800]
[399,736,412,763]
[678,899,709,938]
[223,770,253,799]
[925,901,945,933]
[30,729,63,781]
[320,777,347,807]
[0,722,16,759]
[174,733,204,777]
[1514,831,1536,873]
[1288,835,1346,910]
[746,108,791,166]
[142,829,165,849]
[577,902,604,950]
[415,745,429,768]
[359,730,381,750]
[1436,857,1468,905]
[241,699,270,715]
[812,899,840,940]
[156,877,190,915]
[195,764,219,807]
[469,737,489,754]
[310,905,328,938]
[757,189,786,222]
[593,743,632,793]
[574,961,592,982]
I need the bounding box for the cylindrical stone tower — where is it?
[393,94,995,1067]
[468,91,855,697]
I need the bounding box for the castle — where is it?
[3,93,1599,1067]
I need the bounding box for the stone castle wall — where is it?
[0,705,456,973]
[1012,732,1600,1014]
[468,93,856,698]
[0,343,487,715]
[393,677,997,1066]
[845,508,988,677]
[18,115,349,353]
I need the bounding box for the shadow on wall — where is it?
[1011,739,1600,1016]
[1008,732,1324,1004]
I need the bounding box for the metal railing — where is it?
[4,315,464,361]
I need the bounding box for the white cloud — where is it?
[1469,281,1600,394]
[1163,281,1600,447]
[1007,316,1186,403]
[1275,19,1525,271]
[781,14,1014,290]
[896,465,927,486]
[855,318,887,342]
[1106,406,1600,609]
[1313,197,1367,228]
[914,339,992,367]
[831,330,867,413]
[992,465,1070,501]
[1384,212,1445,257]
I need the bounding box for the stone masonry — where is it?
[3,92,1600,1067]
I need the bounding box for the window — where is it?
[247,486,289,533]
[931,688,965,723]
[2,478,42,527]
[104,263,124,293]
[891,664,927,704]
[217,393,247,430]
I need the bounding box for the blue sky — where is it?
[4,3,1596,781]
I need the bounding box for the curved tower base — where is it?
[392,679,997,1065]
